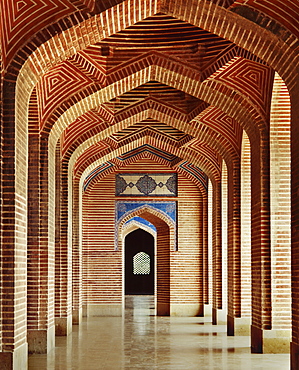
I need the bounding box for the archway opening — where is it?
[125,228,155,295]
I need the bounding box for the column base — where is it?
[204,304,212,317]
[55,316,72,336]
[227,315,250,336]
[87,304,122,317]
[251,325,291,353]
[0,342,28,370]
[291,342,299,370]
[82,304,87,317]
[28,326,55,354]
[157,302,170,316]
[212,308,226,325]
[170,303,204,317]
[72,308,83,325]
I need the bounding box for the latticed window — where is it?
[133,252,150,275]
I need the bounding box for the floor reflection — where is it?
[28,296,289,369]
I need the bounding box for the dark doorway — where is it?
[125,228,155,295]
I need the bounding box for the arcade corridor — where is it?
[1,0,299,369]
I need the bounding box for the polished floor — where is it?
[28,296,290,369]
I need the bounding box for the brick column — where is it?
[206,179,213,317]
[156,220,170,316]
[212,180,222,325]
[0,78,28,368]
[291,91,299,370]
[240,132,251,335]
[198,194,204,317]
[198,193,206,317]
[221,161,228,324]
[203,192,209,307]
[0,57,2,361]
[227,162,242,335]
[250,132,272,353]
[72,178,83,325]
[27,93,55,354]
[55,147,73,335]
[269,73,291,353]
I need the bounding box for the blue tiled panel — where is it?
[125,217,157,232]
[116,201,176,223]
[115,201,177,251]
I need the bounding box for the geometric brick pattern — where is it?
[0,0,76,66]
[230,1,299,39]
[1,0,299,366]
[206,57,274,118]
[82,145,208,192]
[37,61,95,130]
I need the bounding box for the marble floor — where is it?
[28,296,290,369]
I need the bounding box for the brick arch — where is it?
[71,122,235,181]
[62,102,241,175]
[77,136,221,190]
[117,204,172,315]
[39,52,269,137]
[78,150,208,198]
[58,95,243,193]
[15,0,297,90]
[9,0,298,213]
[121,219,157,240]
[229,1,299,41]
[117,205,175,251]
[13,1,284,163]
[162,0,298,90]
[0,0,95,68]
[47,59,264,147]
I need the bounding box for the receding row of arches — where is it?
[1,1,298,368]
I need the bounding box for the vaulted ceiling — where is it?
[1,0,296,190]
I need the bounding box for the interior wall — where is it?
[82,157,204,316]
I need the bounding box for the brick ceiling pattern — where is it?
[2,0,294,188]
[229,0,299,38]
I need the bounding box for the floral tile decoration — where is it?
[116,173,177,196]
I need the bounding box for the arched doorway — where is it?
[125,228,155,295]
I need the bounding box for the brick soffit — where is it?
[5,1,298,191]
